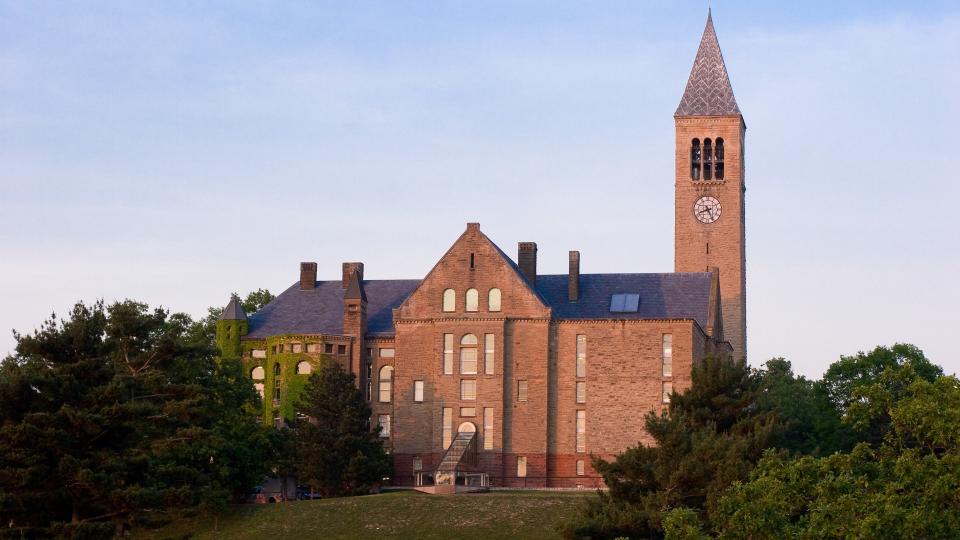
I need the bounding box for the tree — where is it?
[755,358,851,456]
[0,300,275,537]
[191,289,275,347]
[819,343,941,446]
[291,362,390,497]
[716,375,960,539]
[565,358,781,540]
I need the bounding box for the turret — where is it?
[215,294,249,359]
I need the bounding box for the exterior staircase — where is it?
[411,430,487,494]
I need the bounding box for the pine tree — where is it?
[291,362,390,497]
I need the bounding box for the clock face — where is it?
[694,196,721,224]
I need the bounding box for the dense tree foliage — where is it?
[565,343,954,540]
[0,301,275,538]
[290,362,390,497]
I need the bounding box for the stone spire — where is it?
[219,294,248,320]
[675,10,740,117]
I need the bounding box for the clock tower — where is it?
[674,10,747,360]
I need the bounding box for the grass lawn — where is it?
[136,490,596,540]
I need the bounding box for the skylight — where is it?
[609,293,640,313]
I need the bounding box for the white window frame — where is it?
[442,289,456,312]
[484,334,495,375]
[460,334,478,375]
[378,414,391,438]
[460,379,477,401]
[465,288,479,312]
[576,410,586,453]
[442,407,453,449]
[576,381,586,404]
[662,334,673,377]
[483,407,493,450]
[517,380,528,402]
[488,288,502,312]
[443,334,454,375]
[379,366,393,403]
[662,381,673,404]
[576,335,586,378]
[517,456,527,477]
[414,380,424,402]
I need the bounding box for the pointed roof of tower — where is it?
[220,294,248,321]
[675,10,740,117]
[345,270,367,302]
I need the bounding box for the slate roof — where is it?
[244,272,713,339]
[219,295,247,321]
[537,273,713,329]
[245,280,420,339]
[675,10,741,117]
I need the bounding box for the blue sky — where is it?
[1,1,958,378]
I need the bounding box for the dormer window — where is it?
[609,293,640,313]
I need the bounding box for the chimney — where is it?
[518,242,537,286]
[300,262,317,290]
[568,251,580,302]
[342,262,364,288]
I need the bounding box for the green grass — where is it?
[136,490,596,540]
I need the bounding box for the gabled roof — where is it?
[536,273,713,329]
[245,280,419,339]
[220,295,247,321]
[675,10,741,117]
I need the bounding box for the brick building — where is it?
[216,12,744,489]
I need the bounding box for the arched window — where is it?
[461,334,478,374]
[465,289,479,312]
[379,366,394,403]
[251,366,265,380]
[488,288,502,312]
[703,138,713,181]
[715,138,724,180]
[296,361,312,375]
[442,289,456,312]
[458,422,476,433]
[690,139,701,180]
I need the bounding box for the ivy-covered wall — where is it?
[215,319,249,359]
[237,335,336,426]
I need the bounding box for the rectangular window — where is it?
[366,381,371,401]
[413,457,422,471]
[576,410,586,453]
[662,334,673,377]
[366,347,373,359]
[306,343,320,354]
[484,334,495,375]
[483,408,493,450]
[460,407,476,417]
[443,334,454,375]
[378,414,391,438]
[414,380,424,402]
[662,381,673,404]
[324,343,334,354]
[576,460,585,476]
[337,344,347,355]
[291,343,302,353]
[461,347,477,374]
[380,348,395,358]
[576,335,586,378]
[442,407,453,449]
[517,380,528,402]
[576,381,586,403]
[252,349,267,359]
[517,456,527,477]
[460,379,477,401]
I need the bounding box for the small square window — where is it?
[337,344,347,355]
[380,348,395,358]
[306,343,320,354]
[291,343,302,353]
[460,407,476,417]
[324,343,334,354]
[517,380,528,402]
